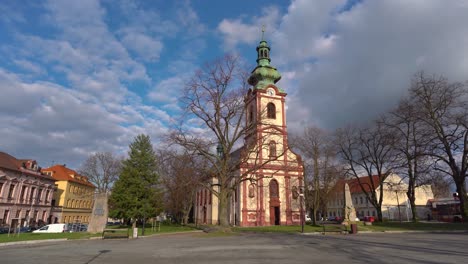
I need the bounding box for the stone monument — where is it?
[343,183,357,223]
[88,192,108,233]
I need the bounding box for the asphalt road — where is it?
[1,232,467,264]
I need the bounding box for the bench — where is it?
[102,228,130,239]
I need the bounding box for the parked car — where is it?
[12,226,36,233]
[32,223,69,233]
[0,226,9,234]
[362,216,375,222]
[68,223,88,232]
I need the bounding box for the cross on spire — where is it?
[261,25,265,40]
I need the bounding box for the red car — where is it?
[363,216,375,222]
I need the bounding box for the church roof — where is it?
[333,175,382,194]
[247,38,284,93]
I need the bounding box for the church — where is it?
[194,37,304,227]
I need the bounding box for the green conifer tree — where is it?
[109,134,163,228]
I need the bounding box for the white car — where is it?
[32,224,69,233]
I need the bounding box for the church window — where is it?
[269,180,279,198]
[248,184,255,198]
[249,106,254,124]
[292,186,299,199]
[267,103,276,119]
[269,141,276,159]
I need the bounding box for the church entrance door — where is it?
[274,206,280,225]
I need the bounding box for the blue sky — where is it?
[1,0,468,169]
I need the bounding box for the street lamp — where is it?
[299,186,304,233]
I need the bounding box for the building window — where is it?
[29,187,36,202]
[360,197,363,204]
[354,197,358,204]
[248,184,255,198]
[269,180,279,198]
[8,184,15,199]
[16,210,21,218]
[45,190,50,203]
[0,182,3,195]
[249,106,254,124]
[267,103,276,119]
[3,210,9,224]
[269,141,277,159]
[37,189,43,202]
[20,186,27,201]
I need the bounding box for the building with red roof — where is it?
[0,151,56,228]
[327,174,433,221]
[42,165,95,225]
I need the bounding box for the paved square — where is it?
[1,232,467,263]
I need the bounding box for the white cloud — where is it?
[217,6,281,49]
[12,60,44,75]
[120,31,163,62]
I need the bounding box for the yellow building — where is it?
[42,165,95,224]
[327,174,433,221]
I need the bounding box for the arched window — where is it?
[269,141,276,159]
[248,184,255,198]
[267,103,276,119]
[269,180,279,198]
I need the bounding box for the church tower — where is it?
[239,33,304,226]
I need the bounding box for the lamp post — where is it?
[299,186,304,233]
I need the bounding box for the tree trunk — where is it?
[376,207,383,222]
[218,190,230,227]
[455,177,468,219]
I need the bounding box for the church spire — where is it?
[248,27,283,92]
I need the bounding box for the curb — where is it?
[301,230,468,235]
[139,230,203,238]
[0,238,68,247]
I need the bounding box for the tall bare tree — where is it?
[336,123,399,221]
[409,72,468,218]
[79,152,122,194]
[290,126,341,225]
[171,54,289,227]
[381,98,432,221]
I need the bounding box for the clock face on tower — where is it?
[266,88,275,96]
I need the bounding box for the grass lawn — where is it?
[0,232,100,243]
[0,223,198,243]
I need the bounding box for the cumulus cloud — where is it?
[218,5,281,49]
[218,0,468,131]
[287,0,468,129]
[120,32,163,62]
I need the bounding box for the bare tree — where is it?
[158,149,207,225]
[79,152,122,194]
[428,171,452,199]
[171,54,292,227]
[381,98,433,221]
[336,123,399,221]
[290,126,342,225]
[409,72,468,218]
